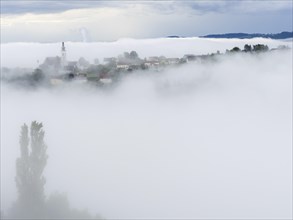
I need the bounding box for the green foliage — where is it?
[230,47,241,52]
[86,64,112,81]
[32,69,45,82]
[129,51,139,60]
[244,44,252,52]
[253,44,269,52]
[121,51,140,61]
[226,44,269,54]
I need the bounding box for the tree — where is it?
[230,47,241,52]
[129,51,139,60]
[9,122,97,218]
[46,192,92,219]
[244,44,252,52]
[32,68,45,82]
[253,44,269,52]
[13,121,48,218]
[123,52,130,59]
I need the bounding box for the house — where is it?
[144,61,160,69]
[148,56,159,62]
[104,57,117,64]
[167,58,180,65]
[50,78,63,86]
[116,62,130,70]
[39,56,61,74]
[100,78,112,84]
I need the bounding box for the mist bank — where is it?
[0,39,289,92]
[1,45,292,218]
[1,37,292,68]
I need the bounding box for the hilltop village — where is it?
[1,42,289,88]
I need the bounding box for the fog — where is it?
[1,37,291,68]
[1,38,292,219]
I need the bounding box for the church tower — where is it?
[61,42,67,69]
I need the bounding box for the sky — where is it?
[1,0,292,42]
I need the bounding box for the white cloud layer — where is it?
[1,1,292,42]
[1,38,292,219]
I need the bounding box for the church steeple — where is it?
[61,42,67,69]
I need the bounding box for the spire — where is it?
[61,42,67,69]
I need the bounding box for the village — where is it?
[39,42,216,86]
[1,42,288,88]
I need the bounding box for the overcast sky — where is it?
[1,0,292,42]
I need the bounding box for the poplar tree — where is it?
[14,121,48,218]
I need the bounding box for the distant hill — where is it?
[201,31,293,39]
[167,35,181,38]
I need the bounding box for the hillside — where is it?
[201,31,293,39]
